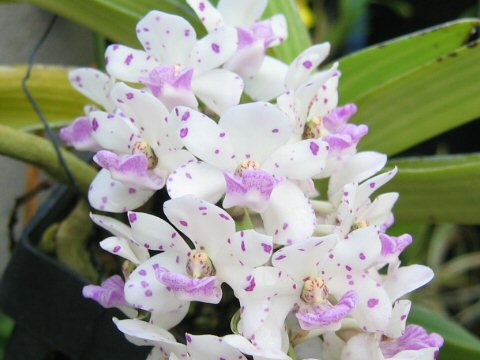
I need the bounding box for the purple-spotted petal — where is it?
[99,236,145,265]
[105,44,156,82]
[59,116,101,152]
[244,56,288,101]
[262,181,316,245]
[381,325,444,358]
[110,83,172,149]
[69,68,114,111]
[128,211,190,254]
[83,275,128,308]
[174,106,236,169]
[296,291,357,331]
[192,68,244,115]
[386,300,411,339]
[306,70,340,119]
[88,169,154,212]
[114,318,187,354]
[89,110,139,154]
[285,43,330,90]
[355,167,398,207]
[94,151,165,190]
[186,0,224,32]
[90,213,132,239]
[223,170,281,213]
[154,266,222,304]
[136,10,196,66]
[219,102,291,163]
[167,160,227,203]
[328,151,387,199]
[190,27,238,74]
[263,139,329,179]
[272,234,337,282]
[164,195,236,258]
[217,0,268,27]
[125,253,188,314]
[216,229,273,270]
[187,334,248,360]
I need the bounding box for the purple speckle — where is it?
[180,127,189,138]
[211,43,220,53]
[113,245,121,253]
[199,2,205,11]
[241,241,246,252]
[128,213,137,223]
[128,187,136,194]
[367,298,379,308]
[345,265,352,271]
[181,111,190,121]
[310,141,320,155]
[186,334,192,343]
[139,269,147,276]
[126,92,134,100]
[261,243,272,253]
[275,254,286,261]
[303,60,313,69]
[272,128,279,133]
[101,196,108,204]
[370,182,376,188]
[92,119,99,131]
[124,54,133,65]
[179,220,188,227]
[219,132,225,137]
[282,222,288,230]
[144,290,153,297]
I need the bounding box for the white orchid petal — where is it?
[263,139,329,179]
[125,253,188,313]
[386,300,412,339]
[167,160,226,203]
[285,43,331,90]
[110,83,171,148]
[88,169,154,212]
[136,10,196,65]
[89,111,138,154]
[187,334,248,360]
[383,262,434,302]
[163,195,236,258]
[219,102,291,163]
[341,333,383,360]
[186,0,224,32]
[99,236,141,264]
[174,106,236,169]
[190,27,238,75]
[128,211,190,255]
[105,44,156,82]
[217,0,268,27]
[192,68,244,115]
[69,68,113,111]
[244,56,288,101]
[262,181,316,245]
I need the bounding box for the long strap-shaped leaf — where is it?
[383,154,480,224]
[339,19,479,103]
[15,0,202,47]
[0,65,87,130]
[354,41,480,155]
[409,304,480,360]
[0,125,97,192]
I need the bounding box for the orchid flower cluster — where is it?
[60,1,444,359]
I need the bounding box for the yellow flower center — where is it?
[235,159,260,177]
[132,140,158,169]
[303,116,327,140]
[186,250,215,279]
[301,277,329,304]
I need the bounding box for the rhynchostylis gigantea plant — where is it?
[1,0,480,359]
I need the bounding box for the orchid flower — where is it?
[123,195,273,322]
[104,10,243,114]
[168,102,329,244]
[88,82,194,212]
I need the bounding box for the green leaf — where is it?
[0,65,88,130]
[354,41,480,155]
[382,154,480,224]
[0,125,97,192]
[264,0,312,63]
[409,304,480,360]
[339,19,479,103]
[16,0,202,47]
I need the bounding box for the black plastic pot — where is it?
[0,187,150,360]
